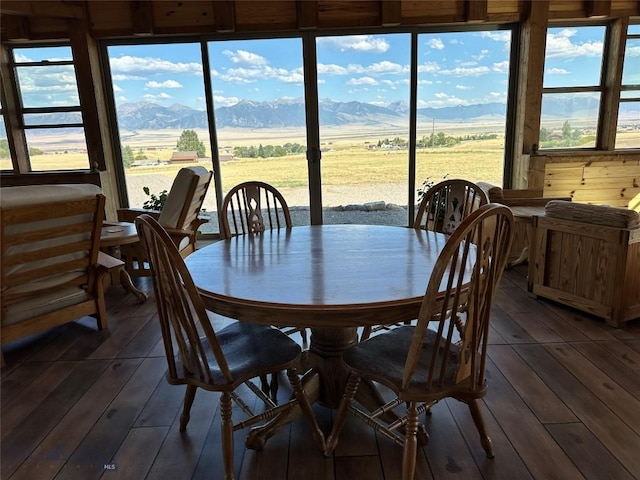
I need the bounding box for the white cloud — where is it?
[546,67,569,74]
[222,49,268,65]
[145,80,183,89]
[110,55,202,75]
[456,85,473,90]
[112,74,146,81]
[212,65,304,85]
[317,35,390,53]
[113,84,123,92]
[317,63,349,75]
[116,95,127,102]
[480,31,511,42]
[492,61,510,73]
[214,95,240,107]
[366,61,408,75]
[418,62,440,74]
[439,66,490,77]
[428,38,445,50]
[474,49,489,61]
[347,76,378,86]
[417,79,433,85]
[545,29,603,58]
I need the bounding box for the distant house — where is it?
[170,151,198,163]
[219,153,234,162]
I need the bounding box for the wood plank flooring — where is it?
[2,264,639,480]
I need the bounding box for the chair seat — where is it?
[344,326,461,396]
[178,322,302,388]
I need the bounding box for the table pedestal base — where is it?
[245,327,424,451]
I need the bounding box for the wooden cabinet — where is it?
[529,215,640,327]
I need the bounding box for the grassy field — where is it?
[4,127,638,210]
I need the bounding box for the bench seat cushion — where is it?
[545,200,640,229]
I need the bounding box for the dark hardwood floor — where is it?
[2,264,639,480]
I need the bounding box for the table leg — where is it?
[104,245,147,302]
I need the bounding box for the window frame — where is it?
[4,43,90,172]
[100,24,517,231]
[538,23,608,151]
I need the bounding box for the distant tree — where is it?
[539,127,549,142]
[122,145,134,167]
[29,147,43,155]
[176,129,205,158]
[135,148,147,161]
[562,121,572,141]
[0,139,9,158]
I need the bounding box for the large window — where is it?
[208,38,309,221]
[107,42,217,230]
[416,30,511,191]
[316,33,410,225]
[539,26,605,149]
[104,28,515,232]
[12,46,89,171]
[617,24,640,149]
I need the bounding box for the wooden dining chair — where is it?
[221,181,306,396]
[220,180,293,238]
[325,204,514,480]
[361,179,489,342]
[134,214,324,480]
[414,178,488,234]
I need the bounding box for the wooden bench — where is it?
[525,159,640,327]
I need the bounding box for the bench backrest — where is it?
[543,160,640,210]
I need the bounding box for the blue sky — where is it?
[12,27,639,111]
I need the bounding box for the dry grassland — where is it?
[6,128,638,210]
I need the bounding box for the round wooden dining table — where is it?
[185,224,451,448]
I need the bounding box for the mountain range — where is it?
[31,96,618,131]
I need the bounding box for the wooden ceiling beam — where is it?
[585,0,611,18]
[130,1,154,36]
[0,15,32,41]
[212,0,235,33]
[297,0,318,30]
[465,0,488,23]
[381,0,401,27]
[0,0,84,18]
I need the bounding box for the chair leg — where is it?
[269,373,279,402]
[287,368,325,451]
[468,399,494,458]
[220,392,235,480]
[259,374,270,395]
[180,385,197,431]
[403,401,419,480]
[324,374,360,456]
